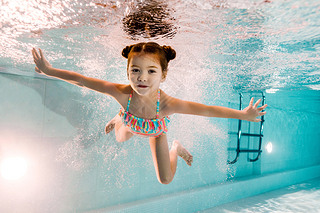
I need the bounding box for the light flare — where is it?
[1,156,28,180]
[266,142,273,153]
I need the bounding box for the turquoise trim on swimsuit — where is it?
[119,89,170,137]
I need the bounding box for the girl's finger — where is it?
[259,111,267,116]
[253,99,261,108]
[39,48,44,59]
[32,48,39,60]
[249,97,254,106]
[258,104,268,111]
[34,48,40,59]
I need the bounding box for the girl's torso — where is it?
[118,86,171,137]
[116,85,172,118]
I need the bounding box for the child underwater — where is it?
[32,42,267,184]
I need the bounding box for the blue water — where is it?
[0,0,320,212]
[203,177,320,213]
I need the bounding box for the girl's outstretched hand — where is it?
[32,48,52,75]
[242,98,267,122]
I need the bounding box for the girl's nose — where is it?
[138,73,147,81]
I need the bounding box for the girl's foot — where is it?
[105,115,120,134]
[173,140,193,166]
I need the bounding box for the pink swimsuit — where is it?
[118,89,170,137]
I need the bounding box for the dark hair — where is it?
[122,42,176,74]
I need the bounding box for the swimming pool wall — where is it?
[227,90,320,177]
[1,69,320,212]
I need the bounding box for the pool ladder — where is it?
[227,92,266,164]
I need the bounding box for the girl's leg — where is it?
[149,134,193,184]
[114,119,133,142]
[105,114,133,142]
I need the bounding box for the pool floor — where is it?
[200,177,320,213]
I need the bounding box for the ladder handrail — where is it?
[228,92,266,164]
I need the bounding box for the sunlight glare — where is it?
[1,157,28,180]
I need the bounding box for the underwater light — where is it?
[266,88,279,94]
[266,142,273,153]
[1,157,28,180]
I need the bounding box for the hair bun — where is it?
[162,45,176,61]
[122,45,134,58]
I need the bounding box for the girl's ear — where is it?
[161,71,167,82]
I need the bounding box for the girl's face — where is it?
[127,53,165,96]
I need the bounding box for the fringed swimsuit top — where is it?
[119,89,170,138]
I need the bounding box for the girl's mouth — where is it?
[138,85,148,88]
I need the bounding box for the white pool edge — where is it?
[88,164,320,213]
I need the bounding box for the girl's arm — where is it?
[169,97,267,122]
[31,48,123,97]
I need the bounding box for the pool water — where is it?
[202,177,320,213]
[0,0,320,212]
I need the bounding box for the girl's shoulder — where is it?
[160,90,197,116]
[113,84,132,109]
[159,90,179,116]
[118,84,132,94]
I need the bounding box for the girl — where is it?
[32,42,267,184]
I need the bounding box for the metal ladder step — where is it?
[227,92,266,164]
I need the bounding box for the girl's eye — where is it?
[132,69,140,73]
[148,69,156,74]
